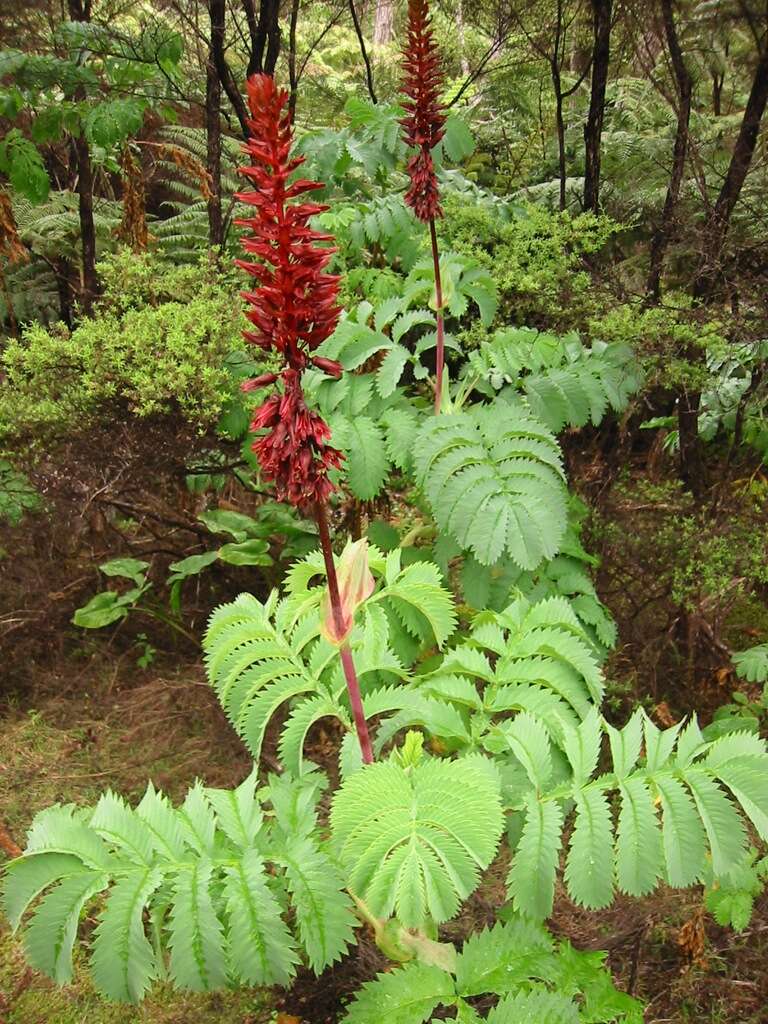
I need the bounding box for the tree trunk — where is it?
[552,61,567,210]
[243,0,281,75]
[205,51,223,250]
[712,70,723,115]
[373,0,395,46]
[54,258,73,328]
[209,0,250,139]
[67,0,98,314]
[457,0,470,76]
[692,45,768,303]
[349,0,378,103]
[583,0,612,213]
[678,43,768,496]
[645,0,692,302]
[288,0,301,118]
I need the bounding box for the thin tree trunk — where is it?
[373,0,395,46]
[243,0,281,75]
[72,133,97,314]
[54,258,73,327]
[646,0,692,302]
[678,43,768,496]
[712,70,723,115]
[209,0,250,139]
[349,0,378,103]
[583,0,612,212]
[67,0,98,314]
[692,46,768,302]
[205,51,223,250]
[552,62,567,210]
[288,0,301,118]
[457,0,470,75]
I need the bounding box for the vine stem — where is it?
[429,217,446,413]
[314,500,374,764]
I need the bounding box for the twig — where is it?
[0,821,22,858]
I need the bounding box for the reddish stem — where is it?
[314,500,374,764]
[429,216,445,413]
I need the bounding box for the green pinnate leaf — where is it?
[507,795,563,920]
[24,871,107,984]
[341,962,456,1024]
[168,860,228,992]
[224,848,299,986]
[90,866,162,1002]
[564,787,614,908]
[331,756,503,928]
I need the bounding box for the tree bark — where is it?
[583,0,612,213]
[645,0,692,302]
[373,0,395,46]
[678,42,768,496]
[243,0,281,75]
[67,0,98,314]
[209,0,250,139]
[205,50,223,250]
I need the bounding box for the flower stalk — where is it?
[236,73,373,763]
[315,501,374,764]
[400,0,447,413]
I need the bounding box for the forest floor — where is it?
[1,648,767,1024]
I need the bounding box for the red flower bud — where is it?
[311,356,344,378]
[241,372,279,391]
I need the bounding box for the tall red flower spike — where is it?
[235,73,344,511]
[400,0,448,413]
[235,74,373,764]
[401,0,446,223]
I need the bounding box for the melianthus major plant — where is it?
[3,7,768,1021]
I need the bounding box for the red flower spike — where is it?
[250,369,343,509]
[236,74,345,509]
[401,0,446,223]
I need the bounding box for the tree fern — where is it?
[2,773,354,1002]
[414,406,568,569]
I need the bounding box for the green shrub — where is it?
[437,199,618,331]
[0,252,248,441]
